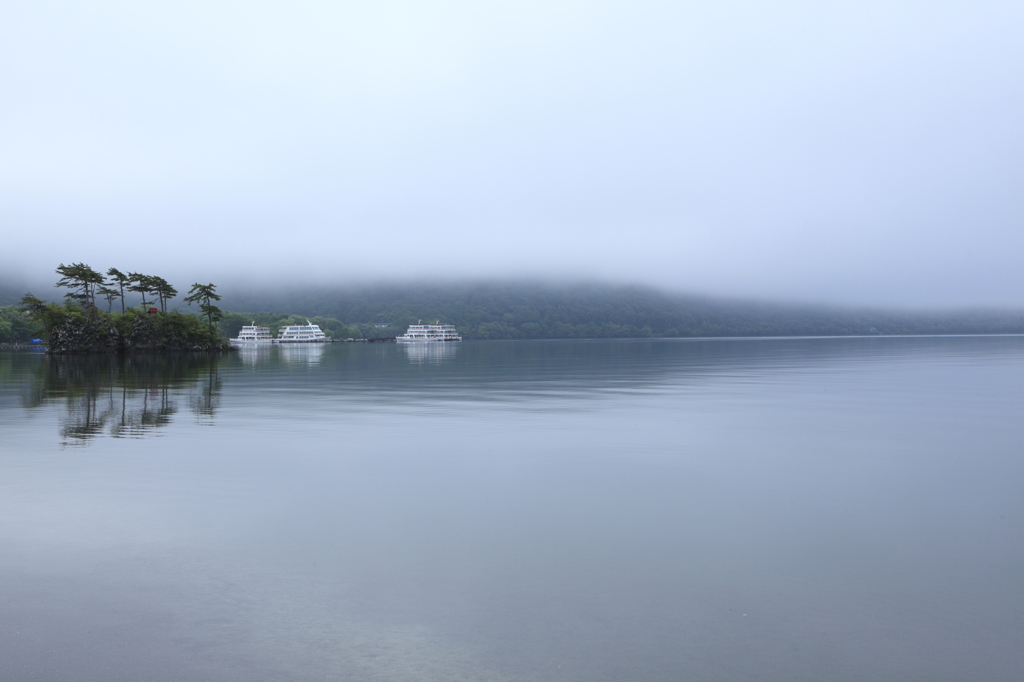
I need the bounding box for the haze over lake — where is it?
[3,2,1022,307]
[2,336,1022,681]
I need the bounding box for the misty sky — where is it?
[2,1,1021,307]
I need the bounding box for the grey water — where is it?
[1,337,1022,681]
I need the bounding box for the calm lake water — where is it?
[1,337,1022,681]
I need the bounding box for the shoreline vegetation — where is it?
[3,275,1022,349]
[14,264,231,354]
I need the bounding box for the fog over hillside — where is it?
[221,281,1024,337]
[2,2,1022,308]
[4,274,1022,341]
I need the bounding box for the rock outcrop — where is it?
[46,313,231,354]
[47,315,120,353]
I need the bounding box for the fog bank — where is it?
[2,2,1022,307]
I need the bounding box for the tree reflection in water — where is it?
[21,353,225,446]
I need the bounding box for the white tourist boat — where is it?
[396,321,462,343]
[276,320,329,343]
[230,322,274,345]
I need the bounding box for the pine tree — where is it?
[184,283,222,333]
[97,286,120,312]
[106,268,132,313]
[151,277,178,313]
[128,273,156,309]
[54,263,105,310]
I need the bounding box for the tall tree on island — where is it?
[106,268,131,313]
[151,277,178,314]
[97,285,120,312]
[184,283,222,333]
[54,263,105,311]
[18,293,50,321]
[128,273,156,309]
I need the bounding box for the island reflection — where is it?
[22,353,225,446]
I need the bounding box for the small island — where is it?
[18,263,232,354]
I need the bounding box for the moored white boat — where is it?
[276,320,329,343]
[396,321,462,342]
[230,322,274,345]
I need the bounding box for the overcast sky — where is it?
[1,1,1021,307]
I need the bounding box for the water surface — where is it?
[1,337,1022,681]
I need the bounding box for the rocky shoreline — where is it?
[46,313,232,354]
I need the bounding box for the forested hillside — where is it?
[0,282,27,308]
[218,282,1024,339]
[5,279,1022,342]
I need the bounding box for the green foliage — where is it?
[112,308,225,350]
[46,264,182,314]
[150,276,178,313]
[128,272,155,307]
[184,283,222,332]
[16,293,69,341]
[97,286,120,312]
[106,268,132,313]
[54,262,105,309]
[0,305,37,342]
[12,266,229,352]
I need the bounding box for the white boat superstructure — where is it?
[277,320,329,343]
[230,322,274,345]
[396,320,462,342]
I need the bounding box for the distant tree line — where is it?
[217,281,1024,340]
[7,277,1023,344]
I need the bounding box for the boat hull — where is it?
[229,339,275,346]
